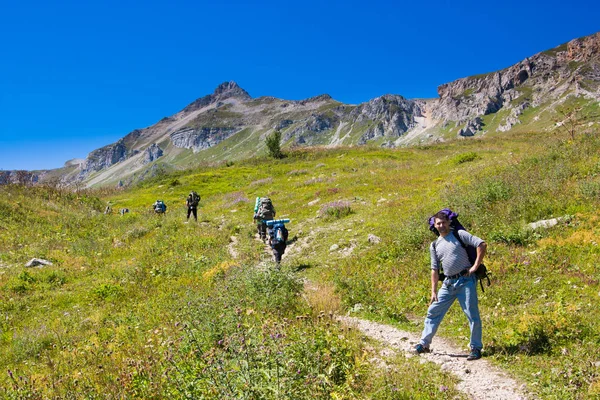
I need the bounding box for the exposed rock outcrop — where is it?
[0,171,40,185]
[498,102,530,132]
[170,127,239,151]
[80,139,135,178]
[298,94,333,105]
[284,114,337,144]
[143,143,163,164]
[275,119,294,130]
[352,95,424,143]
[459,117,484,137]
[25,258,53,267]
[64,158,85,167]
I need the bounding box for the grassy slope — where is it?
[2,127,600,398]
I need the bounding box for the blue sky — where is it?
[1,0,598,171]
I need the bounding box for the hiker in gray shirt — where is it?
[415,211,487,361]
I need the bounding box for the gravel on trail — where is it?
[339,316,531,400]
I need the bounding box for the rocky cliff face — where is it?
[351,95,425,144]
[143,143,163,164]
[170,127,239,151]
[431,32,600,135]
[80,139,131,177]
[0,171,40,185]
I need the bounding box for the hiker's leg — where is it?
[192,207,197,221]
[273,247,282,263]
[259,223,267,240]
[187,207,192,220]
[266,227,273,244]
[277,244,286,259]
[420,283,456,347]
[456,276,483,350]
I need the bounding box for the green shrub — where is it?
[45,271,66,287]
[579,179,600,199]
[173,300,359,399]
[93,283,123,300]
[237,267,303,313]
[451,151,479,164]
[18,271,36,284]
[476,179,512,204]
[319,201,353,220]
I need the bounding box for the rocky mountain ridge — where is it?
[434,32,600,135]
[6,32,599,187]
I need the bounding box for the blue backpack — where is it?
[154,200,167,213]
[429,208,490,291]
[270,223,288,246]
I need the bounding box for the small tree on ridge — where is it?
[265,129,284,159]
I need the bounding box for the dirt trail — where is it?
[229,235,530,399]
[339,316,530,400]
[227,235,239,259]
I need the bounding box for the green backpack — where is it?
[257,197,275,220]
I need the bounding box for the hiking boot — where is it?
[414,344,430,354]
[467,348,482,361]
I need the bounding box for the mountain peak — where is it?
[298,94,333,105]
[213,81,251,99]
[183,81,252,113]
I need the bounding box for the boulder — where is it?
[368,234,381,244]
[25,258,53,268]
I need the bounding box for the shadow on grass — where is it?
[292,262,313,272]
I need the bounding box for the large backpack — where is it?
[429,208,491,291]
[190,191,200,207]
[154,200,167,213]
[257,197,275,220]
[270,222,288,246]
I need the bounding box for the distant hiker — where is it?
[186,191,200,221]
[267,219,289,266]
[104,204,112,214]
[119,208,129,216]
[254,197,276,242]
[415,210,487,361]
[153,200,167,214]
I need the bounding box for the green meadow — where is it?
[1,128,600,398]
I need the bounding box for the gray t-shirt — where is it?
[430,229,484,277]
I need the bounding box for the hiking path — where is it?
[229,233,531,400]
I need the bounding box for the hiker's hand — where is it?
[468,265,478,275]
[430,292,438,304]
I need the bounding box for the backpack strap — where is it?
[431,240,446,280]
[452,230,468,253]
[452,230,488,292]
